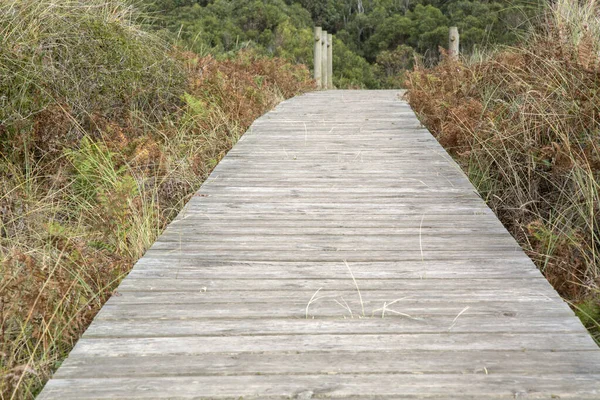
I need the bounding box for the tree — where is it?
[141,0,542,88]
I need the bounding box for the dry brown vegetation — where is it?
[0,1,313,397]
[406,0,600,342]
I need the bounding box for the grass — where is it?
[304,260,421,321]
[405,0,600,343]
[0,0,313,397]
[343,260,365,317]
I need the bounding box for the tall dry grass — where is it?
[0,1,313,398]
[406,0,600,342]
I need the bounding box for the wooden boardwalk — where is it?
[39,91,600,399]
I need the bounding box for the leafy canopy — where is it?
[145,0,541,88]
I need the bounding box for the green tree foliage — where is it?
[333,0,537,62]
[147,0,312,56]
[145,0,541,88]
[332,36,379,88]
[273,20,313,66]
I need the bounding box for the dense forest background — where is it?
[146,0,542,88]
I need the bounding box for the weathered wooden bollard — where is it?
[314,27,322,88]
[314,27,333,89]
[449,26,459,59]
[327,33,333,89]
[321,30,328,89]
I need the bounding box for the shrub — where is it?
[0,0,185,158]
[375,44,415,88]
[332,37,379,89]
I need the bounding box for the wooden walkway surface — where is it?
[39,90,600,398]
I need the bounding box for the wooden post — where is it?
[321,30,328,90]
[449,27,459,59]
[314,27,322,88]
[327,33,333,89]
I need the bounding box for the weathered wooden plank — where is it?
[103,290,558,305]
[166,216,505,228]
[139,250,528,262]
[185,198,486,206]
[94,301,574,321]
[67,334,599,356]
[113,277,556,292]
[52,350,600,379]
[127,266,545,279]
[82,316,588,338]
[38,374,600,399]
[129,259,545,279]
[159,227,510,236]
[169,214,500,223]
[147,241,521,252]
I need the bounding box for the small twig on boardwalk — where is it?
[305,288,323,319]
[376,308,418,319]
[448,306,470,331]
[373,297,412,319]
[419,215,425,261]
[334,297,354,319]
[344,260,364,317]
[303,122,308,145]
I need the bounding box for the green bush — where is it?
[0,0,186,156]
[333,37,379,89]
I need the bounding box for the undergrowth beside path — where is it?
[406,0,600,343]
[0,1,313,397]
